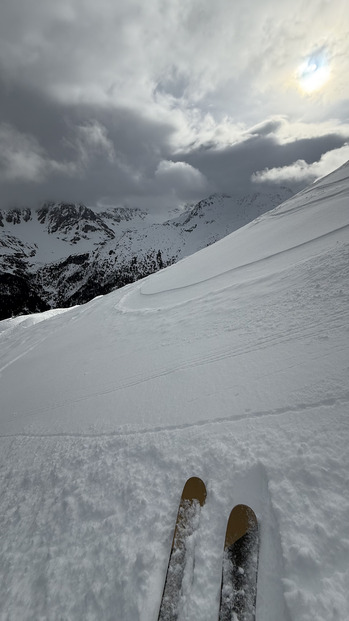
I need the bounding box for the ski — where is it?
[218,504,259,621]
[158,476,207,621]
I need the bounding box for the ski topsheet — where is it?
[158,477,207,621]
[218,504,259,621]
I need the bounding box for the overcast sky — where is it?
[0,0,349,214]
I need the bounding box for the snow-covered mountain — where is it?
[0,163,348,620]
[0,186,293,319]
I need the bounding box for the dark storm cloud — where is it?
[179,132,349,195]
[0,79,176,208]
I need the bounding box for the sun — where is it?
[297,49,330,94]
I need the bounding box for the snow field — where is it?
[0,162,349,620]
[1,408,347,620]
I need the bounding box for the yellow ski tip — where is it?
[224,504,258,548]
[181,477,207,506]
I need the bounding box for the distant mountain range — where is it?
[0,186,294,319]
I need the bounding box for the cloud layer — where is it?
[0,0,349,212]
[252,144,349,184]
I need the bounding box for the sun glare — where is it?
[297,49,330,94]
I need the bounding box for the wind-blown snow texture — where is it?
[0,163,348,621]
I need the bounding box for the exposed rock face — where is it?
[3,208,32,225]
[0,188,294,320]
[36,203,115,242]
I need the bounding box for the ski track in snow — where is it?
[1,392,349,440]
[0,164,349,621]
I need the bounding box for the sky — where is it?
[0,0,349,215]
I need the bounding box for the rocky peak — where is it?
[37,202,96,231]
[36,202,115,242]
[170,194,230,227]
[1,208,32,225]
[99,206,148,224]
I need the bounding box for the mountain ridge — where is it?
[0,186,294,319]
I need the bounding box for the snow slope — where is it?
[0,163,348,620]
[0,187,293,317]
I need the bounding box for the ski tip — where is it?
[224,504,258,548]
[182,477,207,506]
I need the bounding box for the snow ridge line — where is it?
[1,394,348,440]
[117,223,349,307]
